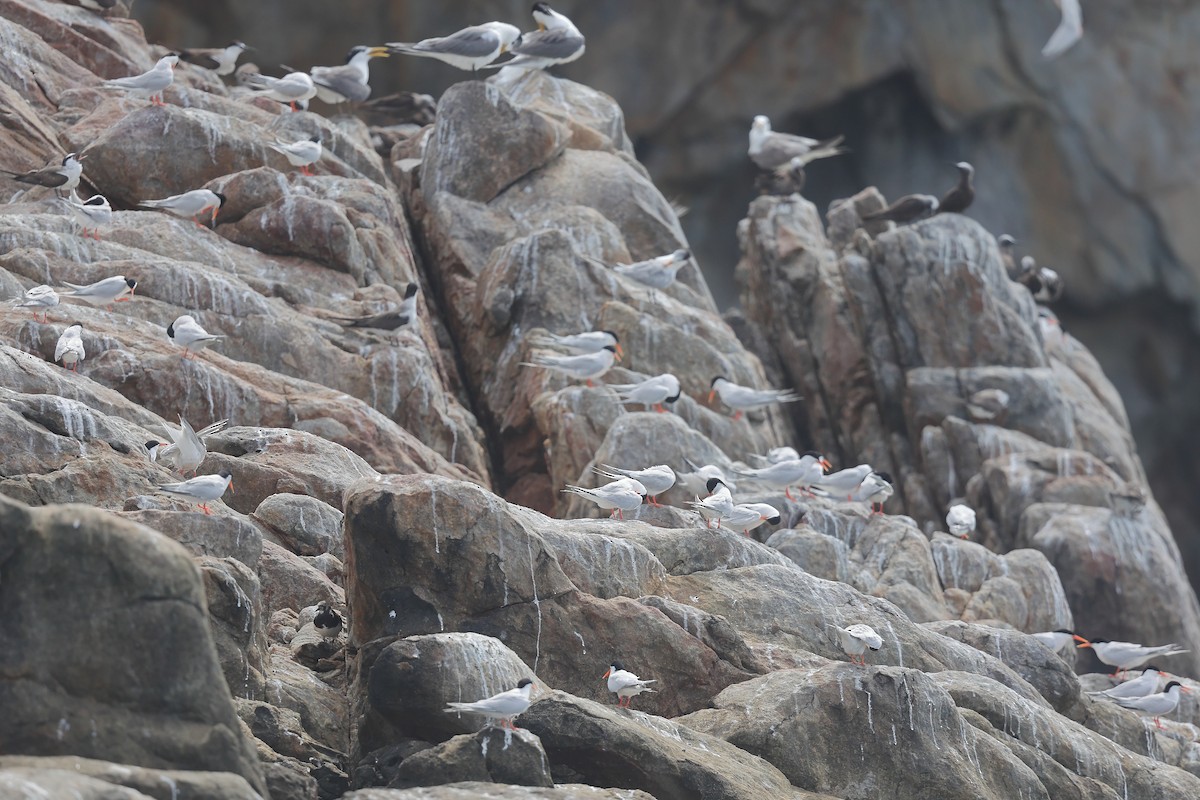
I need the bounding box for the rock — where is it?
[252,492,344,559]
[0,756,261,800]
[120,509,263,567]
[264,643,349,753]
[199,556,268,702]
[0,495,266,795]
[258,539,343,617]
[389,728,553,790]
[343,784,657,800]
[766,527,851,582]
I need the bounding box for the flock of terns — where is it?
[10,0,1189,735]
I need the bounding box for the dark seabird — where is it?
[1017,256,1064,302]
[862,194,939,225]
[2,152,84,195]
[998,234,1019,279]
[937,162,975,214]
[755,157,806,197]
[313,601,344,638]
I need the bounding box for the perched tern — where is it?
[180,42,248,76]
[488,3,585,71]
[1017,256,1064,303]
[146,416,227,474]
[54,323,85,371]
[157,469,234,515]
[748,116,846,171]
[936,162,975,215]
[59,192,112,240]
[734,452,830,500]
[334,282,418,331]
[244,70,317,111]
[445,678,535,730]
[608,373,680,413]
[61,275,136,306]
[721,502,782,537]
[562,477,646,520]
[603,661,656,708]
[102,55,178,106]
[675,462,735,498]
[527,329,622,360]
[1076,638,1190,678]
[966,388,1010,422]
[600,249,691,291]
[755,156,808,197]
[1089,667,1166,701]
[310,45,390,104]
[1030,629,1082,652]
[269,135,322,176]
[13,284,59,323]
[946,504,977,538]
[167,315,222,360]
[139,189,225,227]
[1042,0,1083,59]
[862,194,939,225]
[708,376,801,420]
[593,464,675,506]
[521,345,617,386]
[1114,681,1190,730]
[812,464,874,499]
[1,152,84,195]
[313,600,344,638]
[832,623,883,666]
[388,22,521,72]
[850,471,894,514]
[687,477,737,529]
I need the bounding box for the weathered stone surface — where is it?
[0,756,261,800]
[390,728,553,790]
[252,492,344,559]
[343,784,658,800]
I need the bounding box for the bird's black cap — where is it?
[517,678,534,688]
[705,477,726,493]
[166,321,175,337]
[218,469,233,478]
[213,192,227,206]
[802,450,823,459]
[665,389,681,404]
[310,135,321,143]
[603,345,617,353]
[1165,681,1183,691]
[125,277,137,289]
[532,2,553,14]
[144,440,162,450]
[404,282,419,299]
[766,515,782,524]
[1053,628,1076,635]
[875,471,893,484]
[710,376,727,388]
[610,660,624,670]
[602,330,619,342]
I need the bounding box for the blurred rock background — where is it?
[133,0,1200,582]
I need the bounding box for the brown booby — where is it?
[937,162,975,214]
[755,156,806,197]
[1017,256,1064,302]
[862,194,939,225]
[998,234,1019,279]
[749,115,846,171]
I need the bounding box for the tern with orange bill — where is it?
[158,469,234,515]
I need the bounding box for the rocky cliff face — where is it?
[3,2,1200,799]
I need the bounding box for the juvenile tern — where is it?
[139,188,225,227]
[708,376,800,420]
[488,3,585,71]
[180,42,248,76]
[521,345,617,386]
[812,464,873,499]
[1042,0,1083,59]
[1,152,84,195]
[388,22,521,72]
[608,373,680,412]
[244,70,317,111]
[687,477,736,529]
[946,504,977,538]
[1076,638,1190,678]
[593,464,675,506]
[603,249,691,291]
[157,469,234,515]
[850,471,894,514]
[167,314,223,360]
[14,284,59,322]
[862,194,939,225]
[269,135,322,176]
[562,477,646,520]
[1089,667,1166,701]
[527,329,622,360]
[102,55,178,105]
[61,275,136,306]
[936,162,975,215]
[1114,681,1190,729]
[603,661,656,708]
[313,601,344,638]
[54,323,85,371]
[444,678,535,730]
[748,115,846,171]
[832,623,884,666]
[310,45,390,104]
[734,452,830,500]
[721,502,782,536]
[60,192,112,239]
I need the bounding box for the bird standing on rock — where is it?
[1,152,84,196]
[61,275,136,307]
[747,115,846,171]
[593,464,675,506]
[832,623,884,666]
[603,661,656,708]
[521,345,617,386]
[388,21,522,72]
[608,373,680,412]
[139,189,226,227]
[936,162,975,214]
[562,477,646,520]
[60,193,112,240]
[269,136,322,176]
[486,3,585,71]
[54,323,85,371]
[946,504,977,539]
[310,45,391,104]
[102,55,178,105]
[157,469,234,515]
[167,314,223,360]
[14,285,59,323]
[445,678,535,730]
[313,601,344,638]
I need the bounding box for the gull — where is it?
[946,504,977,538]
[139,188,225,227]
[244,70,317,111]
[313,601,344,639]
[180,42,249,76]
[521,345,617,386]
[602,249,691,291]
[812,464,874,500]
[146,416,228,474]
[269,135,321,176]
[102,54,178,105]
[608,373,680,413]
[157,469,234,515]
[734,452,830,500]
[748,115,846,171]
[708,376,800,420]
[688,477,736,529]
[487,3,585,71]
[1115,681,1190,730]
[862,194,939,225]
[1076,637,1191,678]
[674,461,735,498]
[720,503,782,537]
[388,22,522,72]
[13,285,59,323]
[61,275,136,306]
[60,192,112,240]
[831,623,884,666]
[444,678,535,730]
[936,162,975,215]
[1,152,84,196]
[54,323,85,371]
[603,662,656,708]
[1089,667,1167,701]
[167,314,222,360]
[1042,0,1083,59]
[850,471,894,514]
[527,329,622,360]
[310,45,390,104]
[562,477,646,520]
[593,464,675,506]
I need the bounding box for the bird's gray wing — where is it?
[406,27,499,58]
[509,28,584,59]
[311,66,370,102]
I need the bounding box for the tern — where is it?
[54,323,85,371]
[1114,681,1190,730]
[1,152,84,196]
[593,464,675,506]
[708,376,800,420]
[1017,256,1064,303]
[599,249,691,291]
[812,465,874,500]
[748,115,846,171]
[180,42,248,76]
[146,416,228,474]
[244,70,317,111]
[562,477,646,520]
[687,477,737,529]
[139,189,225,227]
[1089,667,1166,701]
[157,469,234,515]
[444,678,535,730]
[720,503,782,537]
[488,3,585,71]
[527,329,622,360]
[333,282,418,331]
[313,601,344,638]
[850,471,894,514]
[269,136,322,176]
[310,45,390,104]
[832,623,884,666]
[674,462,735,498]
[167,315,223,360]
[608,373,680,413]
[521,345,617,386]
[59,193,112,239]
[61,275,136,307]
[946,504,977,538]
[388,22,521,72]
[13,285,59,323]
[102,55,178,105]
[734,452,830,500]
[1076,637,1190,678]
[603,662,656,708]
